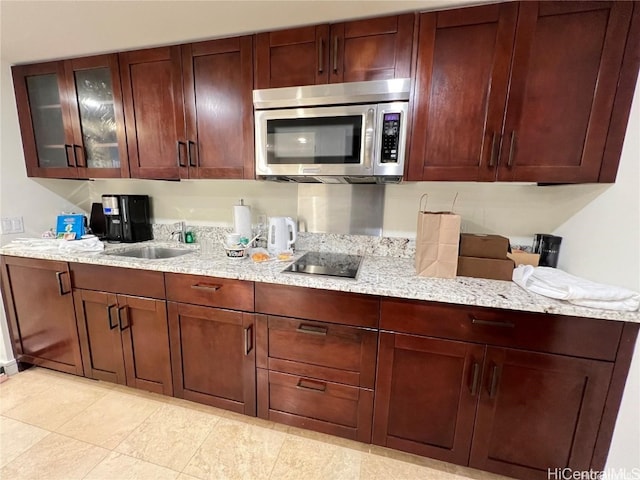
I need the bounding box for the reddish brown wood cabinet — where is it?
[120,37,254,180]
[373,299,632,480]
[12,54,129,179]
[408,1,640,183]
[165,273,256,415]
[255,14,414,88]
[0,256,83,375]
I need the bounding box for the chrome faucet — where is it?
[170,221,186,243]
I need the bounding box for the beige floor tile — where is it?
[361,452,460,480]
[2,378,108,430]
[0,369,58,413]
[183,417,287,480]
[369,444,453,472]
[56,389,162,448]
[115,403,221,471]
[224,409,290,432]
[177,474,203,480]
[0,416,49,467]
[269,434,362,480]
[0,432,108,480]
[286,425,371,452]
[84,451,180,480]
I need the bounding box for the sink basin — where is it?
[104,246,193,260]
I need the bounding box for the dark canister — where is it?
[533,234,562,268]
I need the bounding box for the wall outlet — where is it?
[0,216,24,234]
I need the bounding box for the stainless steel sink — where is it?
[104,246,193,260]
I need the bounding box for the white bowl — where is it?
[225,246,247,259]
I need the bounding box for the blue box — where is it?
[56,214,85,240]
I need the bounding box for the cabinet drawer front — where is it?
[266,315,377,388]
[70,263,165,298]
[255,283,379,328]
[165,273,254,311]
[381,299,623,361]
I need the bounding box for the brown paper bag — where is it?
[415,194,461,279]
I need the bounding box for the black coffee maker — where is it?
[533,234,562,268]
[101,194,153,243]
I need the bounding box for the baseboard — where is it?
[1,359,18,376]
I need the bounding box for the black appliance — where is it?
[533,234,562,268]
[88,202,106,239]
[283,252,363,279]
[101,194,153,243]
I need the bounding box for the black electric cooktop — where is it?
[283,251,363,279]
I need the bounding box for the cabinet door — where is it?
[0,256,82,375]
[372,332,485,465]
[183,37,254,179]
[330,14,414,83]
[255,24,330,88]
[470,347,613,480]
[65,54,129,178]
[74,290,125,384]
[498,1,632,183]
[118,295,173,396]
[12,62,78,178]
[408,4,517,181]
[168,302,256,415]
[120,46,187,179]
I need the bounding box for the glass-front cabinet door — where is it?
[12,54,128,178]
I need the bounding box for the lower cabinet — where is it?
[0,256,83,375]
[74,289,173,395]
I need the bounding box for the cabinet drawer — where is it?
[381,298,623,361]
[165,273,254,312]
[257,315,377,388]
[255,283,379,328]
[257,369,373,443]
[70,263,165,298]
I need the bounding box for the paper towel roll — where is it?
[233,203,252,240]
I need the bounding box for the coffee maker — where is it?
[101,194,153,243]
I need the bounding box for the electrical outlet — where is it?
[0,216,24,234]
[11,217,24,233]
[0,218,12,234]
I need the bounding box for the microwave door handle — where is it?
[363,108,376,171]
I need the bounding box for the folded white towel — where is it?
[58,236,104,252]
[4,237,104,253]
[513,265,640,312]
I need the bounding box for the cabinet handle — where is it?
[470,362,480,396]
[318,38,324,73]
[74,144,86,167]
[64,144,75,167]
[55,271,68,296]
[187,140,197,167]
[244,324,253,355]
[507,131,517,167]
[118,306,129,331]
[296,324,328,336]
[488,132,499,167]
[296,378,327,393]
[333,37,339,73]
[106,304,117,330]
[488,364,500,398]
[191,283,222,292]
[176,141,186,167]
[471,317,514,328]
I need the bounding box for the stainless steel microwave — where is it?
[253,79,410,184]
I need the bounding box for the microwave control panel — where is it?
[381,112,401,163]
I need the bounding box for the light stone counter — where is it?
[1,240,638,323]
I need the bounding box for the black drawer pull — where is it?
[470,362,480,396]
[244,324,253,356]
[296,324,328,336]
[107,304,117,330]
[471,318,514,328]
[118,306,129,331]
[489,364,500,398]
[296,379,327,393]
[191,283,221,292]
[55,271,69,296]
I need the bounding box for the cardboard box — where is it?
[56,214,85,240]
[507,250,540,267]
[459,234,510,259]
[457,256,515,281]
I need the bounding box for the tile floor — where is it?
[0,367,512,480]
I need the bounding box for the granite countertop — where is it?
[1,240,638,323]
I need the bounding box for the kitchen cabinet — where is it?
[254,13,414,88]
[12,54,129,179]
[408,1,639,183]
[166,273,256,415]
[120,36,254,180]
[373,298,627,480]
[0,256,83,375]
[255,283,379,442]
[70,263,172,395]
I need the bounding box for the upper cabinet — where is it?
[254,14,415,89]
[12,54,129,179]
[119,37,254,180]
[408,1,639,183]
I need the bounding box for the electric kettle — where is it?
[267,217,297,254]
